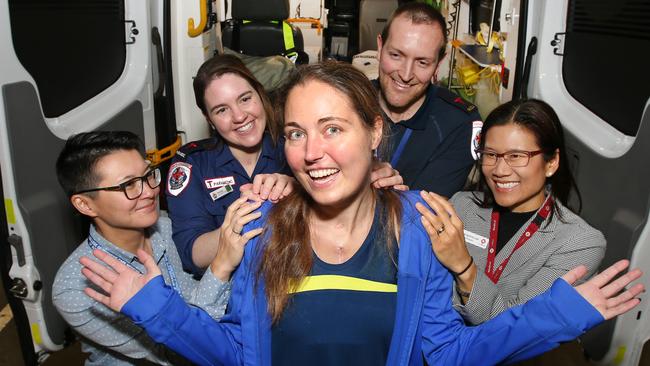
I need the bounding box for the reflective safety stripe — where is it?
[289,275,397,294]
[282,21,295,53]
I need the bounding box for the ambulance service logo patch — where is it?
[471,120,483,160]
[167,162,192,196]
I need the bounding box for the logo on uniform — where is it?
[471,120,483,160]
[167,162,192,196]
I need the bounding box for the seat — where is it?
[221,0,308,64]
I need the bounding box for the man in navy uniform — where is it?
[376,2,482,197]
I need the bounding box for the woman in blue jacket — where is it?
[80,63,643,366]
[168,55,405,277]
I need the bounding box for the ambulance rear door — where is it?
[522,0,650,364]
[0,0,157,362]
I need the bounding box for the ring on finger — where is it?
[436,224,446,235]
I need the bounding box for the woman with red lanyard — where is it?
[417,99,606,325]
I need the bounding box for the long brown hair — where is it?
[192,54,279,143]
[258,62,403,323]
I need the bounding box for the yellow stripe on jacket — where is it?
[289,275,397,294]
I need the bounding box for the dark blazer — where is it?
[450,191,606,325]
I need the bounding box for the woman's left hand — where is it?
[240,173,295,202]
[371,161,408,191]
[563,260,644,320]
[415,191,472,275]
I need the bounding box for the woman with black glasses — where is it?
[52,131,229,365]
[417,99,606,325]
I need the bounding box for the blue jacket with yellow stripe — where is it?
[122,191,603,366]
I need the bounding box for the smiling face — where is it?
[203,73,266,154]
[482,124,559,212]
[377,15,444,118]
[81,149,160,233]
[283,80,382,209]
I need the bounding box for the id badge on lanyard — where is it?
[484,195,554,283]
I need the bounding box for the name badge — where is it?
[210,185,233,201]
[205,176,235,189]
[464,230,488,249]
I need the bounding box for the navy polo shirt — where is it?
[271,208,398,366]
[374,80,482,197]
[166,134,289,275]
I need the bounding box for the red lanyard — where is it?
[485,195,554,284]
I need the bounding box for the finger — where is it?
[589,260,631,288]
[420,216,439,240]
[281,182,294,197]
[240,189,262,202]
[426,192,464,234]
[136,248,162,277]
[240,227,264,243]
[239,183,253,193]
[235,200,263,219]
[415,202,443,231]
[393,184,409,191]
[373,175,405,189]
[260,175,279,200]
[267,181,285,201]
[561,265,588,285]
[415,202,444,232]
[81,267,113,295]
[83,287,112,308]
[606,283,645,309]
[80,255,119,282]
[600,268,643,298]
[370,166,393,183]
[251,174,267,195]
[420,192,455,232]
[426,192,458,219]
[223,197,250,225]
[602,297,641,321]
[235,210,263,230]
[91,249,133,273]
[233,209,263,231]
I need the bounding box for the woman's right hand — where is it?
[416,191,472,274]
[80,248,160,312]
[210,197,264,281]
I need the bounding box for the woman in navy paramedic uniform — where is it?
[417,99,606,325]
[166,55,294,276]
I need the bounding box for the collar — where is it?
[260,133,281,160]
[472,194,559,233]
[88,223,166,272]
[211,133,279,168]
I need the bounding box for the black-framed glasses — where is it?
[74,168,162,200]
[475,149,543,167]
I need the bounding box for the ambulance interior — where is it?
[0,0,649,364]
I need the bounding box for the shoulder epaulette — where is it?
[175,137,217,159]
[436,87,478,114]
